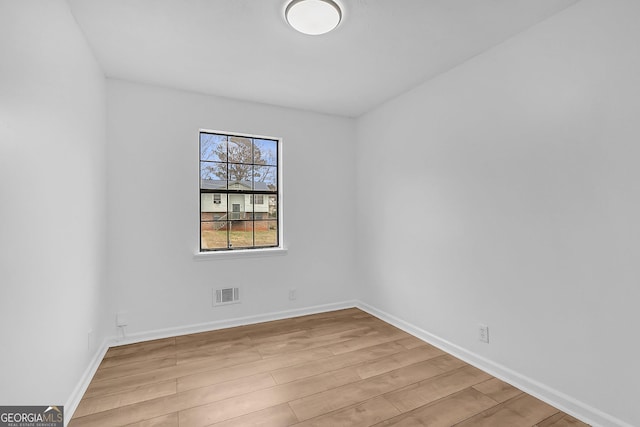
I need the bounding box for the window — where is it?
[250,195,264,205]
[200,130,279,251]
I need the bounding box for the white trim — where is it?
[355,301,633,427]
[199,128,280,143]
[194,247,287,260]
[65,300,630,427]
[64,338,110,427]
[109,300,356,347]
[198,128,284,255]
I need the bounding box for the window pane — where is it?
[200,134,227,162]
[228,194,252,220]
[253,139,277,166]
[228,164,253,188]
[248,194,264,206]
[199,131,280,253]
[201,161,227,189]
[251,193,268,219]
[228,136,253,164]
[254,166,277,191]
[268,195,277,219]
[228,221,253,248]
[201,193,227,213]
[255,221,277,247]
[201,222,228,250]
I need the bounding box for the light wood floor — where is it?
[69,308,589,427]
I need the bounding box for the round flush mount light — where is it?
[285,0,342,35]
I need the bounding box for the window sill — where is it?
[193,247,288,261]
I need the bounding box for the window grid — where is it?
[200,131,279,251]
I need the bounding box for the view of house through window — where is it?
[200,131,279,251]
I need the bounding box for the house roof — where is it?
[201,179,270,191]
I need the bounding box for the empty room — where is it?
[1,0,638,426]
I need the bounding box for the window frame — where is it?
[197,129,284,256]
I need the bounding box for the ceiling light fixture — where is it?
[285,0,342,36]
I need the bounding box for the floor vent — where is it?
[213,287,240,306]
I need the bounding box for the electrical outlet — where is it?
[116,311,129,327]
[479,324,489,343]
[289,288,297,301]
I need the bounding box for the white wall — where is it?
[0,0,107,407]
[356,0,640,425]
[3,2,637,425]
[106,79,357,336]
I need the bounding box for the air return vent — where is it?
[213,287,240,306]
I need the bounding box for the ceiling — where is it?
[67,0,580,117]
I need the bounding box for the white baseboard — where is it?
[355,300,631,427]
[108,300,358,347]
[63,300,358,423]
[64,338,110,427]
[65,299,628,427]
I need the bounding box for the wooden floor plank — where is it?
[177,347,334,392]
[256,326,378,358]
[395,336,428,349]
[175,372,276,411]
[106,338,176,360]
[102,340,176,369]
[472,377,523,403]
[178,366,363,426]
[384,365,492,413]
[535,412,591,427]
[324,328,410,355]
[293,396,400,427]
[74,379,177,418]
[355,344,444,379]
[176,323,377,356]
[70,372,275,427]
[270,340,407,385]
[207,403,298,427]
[453,393,560,427]
[68,395,182,427]
[123,412,178,427]
[84,350,263,399]
[176,339,254,364]
[374,387,498,427]
[175,308,364,349]
[92,358,177,382]
[415,353,467,373]
[71,309,590,427]
[288,356,451,421]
